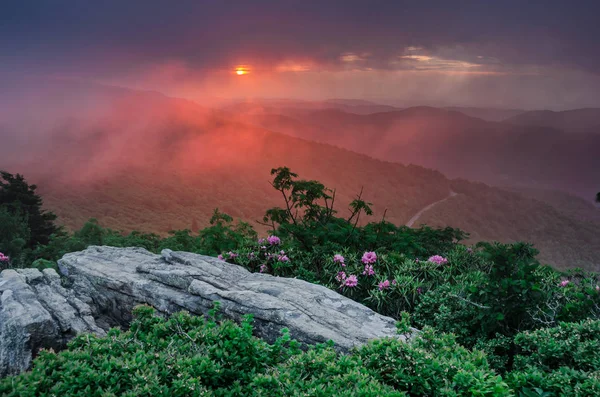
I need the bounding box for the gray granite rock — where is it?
[0,268,104,377]
[1,246,413,377]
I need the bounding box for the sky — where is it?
[2,0,600,109]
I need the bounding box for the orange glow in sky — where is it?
[235,67,249,75]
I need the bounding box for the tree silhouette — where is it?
[0,171,58,248]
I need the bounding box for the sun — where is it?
[235,67,249,75]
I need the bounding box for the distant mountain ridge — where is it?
[246,106,600,201]
[222,98,531,121]
[504,108,600,133]
[221,98,400,116]
[444,106,526,122]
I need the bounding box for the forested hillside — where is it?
[246,106,600,200]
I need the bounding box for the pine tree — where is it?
[0,171,58,248]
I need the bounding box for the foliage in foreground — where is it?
[0,305,511,397]
[3,306,600,396]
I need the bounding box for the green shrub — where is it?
[30,258,57,271]
[0,207,30,267]
[357,326,511,396]
[1,306,516,397]
[0,306,400,396]
[513,319,600,372]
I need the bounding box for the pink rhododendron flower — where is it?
[335,271,347,282]
[260,246,267,250]
[277,254,290,262]
[267,235,281,245]
[344,275,358,287]
[228,251,238,259]
[280,250,285,255]
[362,265,375,276]
[333,254,345,264]
[559,280,570,287]
[361,251,377,264]
[258,238,266,244]
[428,255,448,265]
[596,285,600,292]
[248,252,256,259]
[217,254,224,261]
[259,264,268,273]
[392,280,397,286]
[0,253,9,262]
[378,280,390,290]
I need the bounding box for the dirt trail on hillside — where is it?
[406,191,458,227]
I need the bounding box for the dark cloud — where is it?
[2,0,599,73]
[1,1,600,109]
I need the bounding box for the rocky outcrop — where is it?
[0,268,104,377]
[1,246,411,377]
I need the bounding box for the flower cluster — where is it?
[378,280,390,290]
[344,275,358,288]
[335,271,347,282]
[0,252,8,262]
[559,279,570,287]
[336,269,360,288]
[216,236,291,275]
[428,255,448,265]
[362,264,375,276]
[333,251,381,289]
[267,235,281,245]
[361,251,377,264]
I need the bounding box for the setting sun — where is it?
[235,67,249,75]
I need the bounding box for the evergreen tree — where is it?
[0,207,30,266]
[0,171,58,248]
